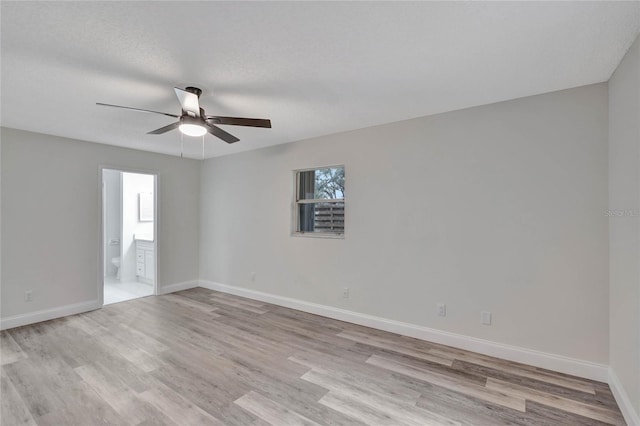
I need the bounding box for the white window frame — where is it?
[291,165,345,239]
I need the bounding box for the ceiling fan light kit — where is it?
[179,115,207,137]
[96,86,271,145]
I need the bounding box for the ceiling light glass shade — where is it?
[179,123,207,137]
[179,115,207,137]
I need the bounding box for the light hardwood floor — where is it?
[0,288,626,425]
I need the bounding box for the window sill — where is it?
[290,232,345,239]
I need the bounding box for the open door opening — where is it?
[102,169,157,305]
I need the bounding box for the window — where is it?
[293,166,345,236]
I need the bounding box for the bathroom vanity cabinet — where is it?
[135,240,155,284]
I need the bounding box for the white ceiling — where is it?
[2,1,639,159]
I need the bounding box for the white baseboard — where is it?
[0,299,101,330]
[199,280,609,382]
[158,280,199,295]
[0,280,199,330]
[609,367,640,426]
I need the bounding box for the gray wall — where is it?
[200,84,609,363]
[1,128,200,318]
[609,33,640,417]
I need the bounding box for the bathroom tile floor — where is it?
[103,276,154,305]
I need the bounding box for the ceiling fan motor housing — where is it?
[185,87,202,97]
[180,114,205,126]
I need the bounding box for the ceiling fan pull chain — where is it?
[202,135,205,160]
[180,132,184,158]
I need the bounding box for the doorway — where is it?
[102,169,157,305]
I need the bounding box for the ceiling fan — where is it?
[97,87,271,144]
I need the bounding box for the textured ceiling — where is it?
[2,1,639,159]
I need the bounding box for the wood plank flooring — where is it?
[0,288,626,425]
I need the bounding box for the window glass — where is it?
[294,166,345,236]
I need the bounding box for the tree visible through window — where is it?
[294,166,345,235]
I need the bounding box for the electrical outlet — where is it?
[437,303,446,317]
[25,290,33,302]
[482,311,492,325]
[342,287,350,298]
[250,272,256,282]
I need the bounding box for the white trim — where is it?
[293,164,346,174]
[0,278,198,330]
[0,300,101,330]
[152,173,159,296]
[199,280,609,382]
[297,198,345,204]
[158,280,200,295]
[290,232,345,239]
[609,367,640,426]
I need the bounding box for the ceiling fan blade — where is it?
[96,103,178,118]
[147,122,180,135]
[205,123,240,144]
[174,87,200,117]
[205,116,272,128]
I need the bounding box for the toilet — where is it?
[111,257,121,279]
